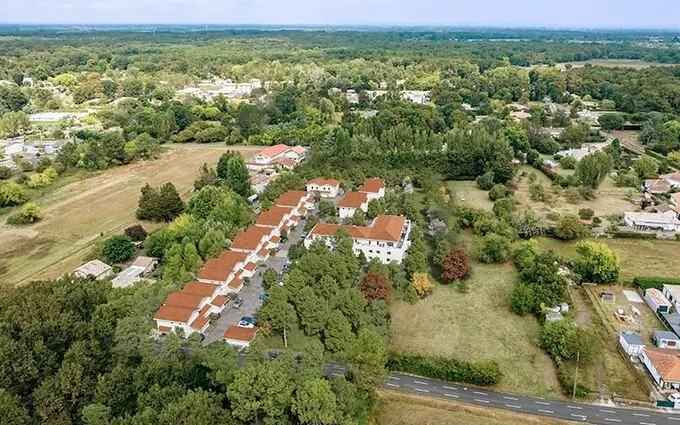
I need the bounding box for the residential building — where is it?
[231,226,279,264]
[113,256,160,287]
[641,348,680,390]
[663,285,680,313]
[196,250,249,291]
[304,214,412,264]
[73,260,113,280]
[246,144,307,171]
[255,205,294,230]
[153,282,228,336]
[660,172,680,188]
[646,288,673,314]
[275,190,313,219]
[660,313,680,338]
[29,112,89,122]
[619,332,645,356]
[624,211,680,232]
[671,193,680,212]
[358,178,386,201]
[306,178,340,198]
[223,326,259,349]
[653,330,680,350]
[338,192,369,219]
[645,179,672,194]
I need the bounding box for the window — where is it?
[368,250,373,253]
[669,340,677,347]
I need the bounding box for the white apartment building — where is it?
[306,178,340,198]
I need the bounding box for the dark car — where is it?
[259,293,269,301]
[232,298,243,309]
[240,316,255,324]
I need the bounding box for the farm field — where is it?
[371,391,579,425]
[390,259,562,398]
[0,145,259,286]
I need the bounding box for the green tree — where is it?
[198,228,227,259]
[256,288,297,346]
[599,114,625,131]
[539,319,598,364]
[575,151,613,189]
[473,233,511,263]
[194,163,218,191]
[263,267,278,288]
[323,310,355,353]
[157,182,185,222]
[100,235,135,264]
[0,182,27,207]
[559,155,577,170]
[216,151,237,180]
[0,389,29,425]
[347,328,388,391]
[366,199,382,219]
[136,183,159,221]
[292,378,339,425]
[226,155,251,197]
[574,241,620,284]
[554,214,588,240]
[182,242,202,272]
[351,209,365,226]
[634,155,659,179]
[0,111,30,138]
[296,286,330,336]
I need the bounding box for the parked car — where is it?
[240,316,255,324]
[237,320,254,328]
[268,351,281,361]
[259,293,269,301]
[232,298,243,309]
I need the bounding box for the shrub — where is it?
[554,214,588,240]
[358,271,392,304]
[578,208,594,220]
[100,235,135,264]
[563,187,581,204]
[556,357,590,398]
[6,202,41,225]
[473,233,511,263]
[492,197,517,218]
[488,184,509,201]
[476,171,495,190]
[0,165,13,180]
[560,155,577,170]
[440,248,471,283]
[574,241,620,284]
[387,353,502,386]
[608,231,656,240]
[411,273,433,298]
[510,284,536,316]
[124,224,148,242]
[0,182,27,207]
[634,276,680,291]
[578,185,596,200]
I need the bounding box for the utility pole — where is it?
[283,327,288,348]
[572,351,580,399]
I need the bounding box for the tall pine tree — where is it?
[157,182,185,221]
[226,155,251,197]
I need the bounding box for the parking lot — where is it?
[203,218,307,344]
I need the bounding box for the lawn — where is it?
[0,145,260,286]
[390,260,561,397]
[371,391,579,425]
[445,180,494,211]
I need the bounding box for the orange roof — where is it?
[270,235,281,244]
[231,226,271,251]
[307,178,339,187]
[672,193,680,204]
[258,248,270,258]
[234,269,244,280]
[228,278,244,289]
[291,146,306,155]
[181,281,218,298]
[211,295,228,307]
[256,206,293,227]
[661,172,680,181]
[258,144,289,159]
[153,305,196,323]
[164,292,206,309]
[645,348,680,382]
[197,250,248,282]
[338,192,368,208]
[309,214,406,242]
[358,178,385,194]
[224,325,259,342]
[275,190,308,207]
[158,326,172,333]
[299,206,307,214]
[288,215,300,223]
[190,315,209,332]
[245,262,257,272]
[274,157,297,168]
[199,304,211,317]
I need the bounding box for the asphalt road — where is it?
[323,364,680,425]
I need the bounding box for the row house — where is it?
[306,178,340,198]
[275,190,313,229]
[231,225,279,264]
[358,178,386,201]
[196,250,249,292]
[153,281,228,335]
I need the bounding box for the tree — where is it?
[183,242,202,272]
[198,228,227,259]
[216,151,237,180]
[257,288,297,346]
[194,163,218,191]
[318,200,336,217]
[539,319,598,364]
[0,182,27,207]
[6,202,41,225]
[292,378,339,425]
[574,241,620,284]
[0,84,29,113]
[0,389,29,425]
[323,310,354,353]
[473,233,511,263]
[296,286,330,336]
[136,183,159,220]
[411,273,433,298]
[225,155,251,197]
[440,248,471,283]
[634,155,659,179]
[157,182,185,222]
[263,267,278,288]
[476,171,495,190]
[100,235,135,264]
[338,288,367,331]
[351,209,365,226]
[347,328,388,391]
[559,155,577,170]
[0,111,30,138]
[358,271,392,304]
[124,133,160,160]
[124,224,147,242]
[598,114,625,131]
[554,214,588,240]
[366,199,382,219]
[575,151,613,189]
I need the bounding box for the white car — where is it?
[669,393,680,403]
[237,320,254,328]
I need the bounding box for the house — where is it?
[646,288,673,314]
[653,330,680,350]
[670,193,680,213]
[306,178,340,198]
[224,326,259,349]
[641,348,680,390]
[663,285,680,312]
[645,179,672,194]
[624,211,680,232]
[619,332,645,356]
[153,282,228,336]
[255,205,294,230]
[73,260,113,280]
[132,256,158,275]
[275,190,312,218]
[338,192,369,219]
[660,172,680,188]
[196,250,249,291]
[113,256,160,287]
[231,226,278,263]
[304,214,412,264]
[247,144,307,171]
[358,178,386,201]
[660,313,680,338]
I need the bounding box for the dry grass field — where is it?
[0,145,259,286]
[390,260,562,398]
[370,391,579,425]
[445,180,494,211]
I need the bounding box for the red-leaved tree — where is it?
[358,271,392,304]
[441,248,470,283]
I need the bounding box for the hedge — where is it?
[387,353,501,386]
[555,357,590,398]
[633,276,680,291]
[608,231,657,240]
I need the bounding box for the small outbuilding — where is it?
[619,331,645,356]
[224,326,259,349]
[73,260,113,280]
[653,330,680,350]
[645,288,672,314]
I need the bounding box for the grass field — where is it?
[370,391,579,425]
[445,180,494,211]
[390,260,562,397]
[0,145,259,286]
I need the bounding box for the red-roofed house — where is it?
[275,190,313,217]
[224,326,259,349]
[358,178,386,201]
[231,226,278,264]
[304,214,412,264]
[338,191,369,219]
[306,178,340,198]
[196,250,249,290]
[247,144,307,171]
[641,347,680,389]
[153,289,214,335]
[255,205,294,230]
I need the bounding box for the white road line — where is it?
[639,422,656,425]
[389,376,401,381]
[600,409,616,413]
[385,383,400,388]
[604,419,621,423]
[444,393,459,398]
[634,413,650,417]
[538,409,554,414]
[535,401,550,405]
[669,418,680,421]
[414,388,429,393]
[505,404,522,409]
[414,380,429,385]
[473,391,488,396]
[474,399,490,404]
[567,405,583,410]
[504,396,519,401]
[443,385,458,390]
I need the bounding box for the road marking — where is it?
[444,393,459,398]
[474,399,490,404]
[388,376,400,380]
[604,419,621,423]
[567,405,583,410]
[443,385,458,390]
[668,418,680,421]
[600,409,616,413]
[538,409,554,414]
[639,422,656,425]
[505,404,522,409]
[414,388,429,393]
[414,380,429,385]
[331,373,342,376]
[504,396,519,401]
[385,383,400,388]
[535,401,550,405]
[571,414,587,419]
[634,413,650,417]
[473,391,487,396]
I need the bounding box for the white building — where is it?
[653,330,680,350]
[153,281,228,336]
[112,256,158,288]
[247,144,306,171]
[619,332,645,356]
[230,225,280,264]
[223,326,259,349]
[358,178,386,201]
[624,211,680,232]
[73,260,113,280]
[304,215,412,264]
[641,348,680,390]
[645,288,673,314]
[306,178,340,198]
[196,250,249,292]
[338,192,369,219]
[663,285,680,313]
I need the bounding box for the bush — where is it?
[560,155,577,170]
[608,231,657,240]
[556,357,590,398]
[387,353,502,386]
[100,235,135,264]
[473,233,511,263]
[578,208,594,220]
[488,184,509,201]
[475,171,495,191]
[574,241,620,283]
[578,186,595,200]
[0,165,13,180]
[440,248,471,283]
[6,202,41,225]
[554,214,588,240]
[0,182,27,207]
[633,276,680,291]
[124,224,148,242]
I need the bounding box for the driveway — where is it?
[203,217,307,344]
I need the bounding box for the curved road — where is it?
[325,364,680,425]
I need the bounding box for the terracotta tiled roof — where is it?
[190,315,209,332]
[158,326,172,333]
[224,325,259,342]
[299,206,307,214]
[646,179,671,193]
[258,144,289,159]
[358,178,385,194]
[228,278,244,289]
[197,250,248,282]
[231,226,271,251]
[645,348,680,382]
[245,262,257,272]
[288,215,300,223]
[181,281,218,298]
[256,206,293,227]
[660,172,680,181]
[258,248,270,258]
[672,193,680,205]
[291,146,306,155]
[338,192,368,208]
[199,304,211,317]
[309,214,406,242]
[211,295,228,307]
[275,190,308,207]
[274,157,296,168]
[153,305,196,323]
[164,292,206,309]
[307,178,339,187]
[270,235,281,244]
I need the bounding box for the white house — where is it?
[306,178,340,198]
[645,288,673,314]
[247,144,306,171]
[653,330,680,350]
[641,348,680,390]
[275,190,313,218]
[358,178,386,201]
[231,225,279,264]
[73,260,113,280]
[624,211,680,232]
[619,332,645,356]
[224,326,259,349]
[196,250,249,292]
[663,284,680,313]
[304,215,412,264]
[255,205,294,231]
[153,282,228,336]
[338,192,369,219]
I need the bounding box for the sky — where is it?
[1,0,679,28]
